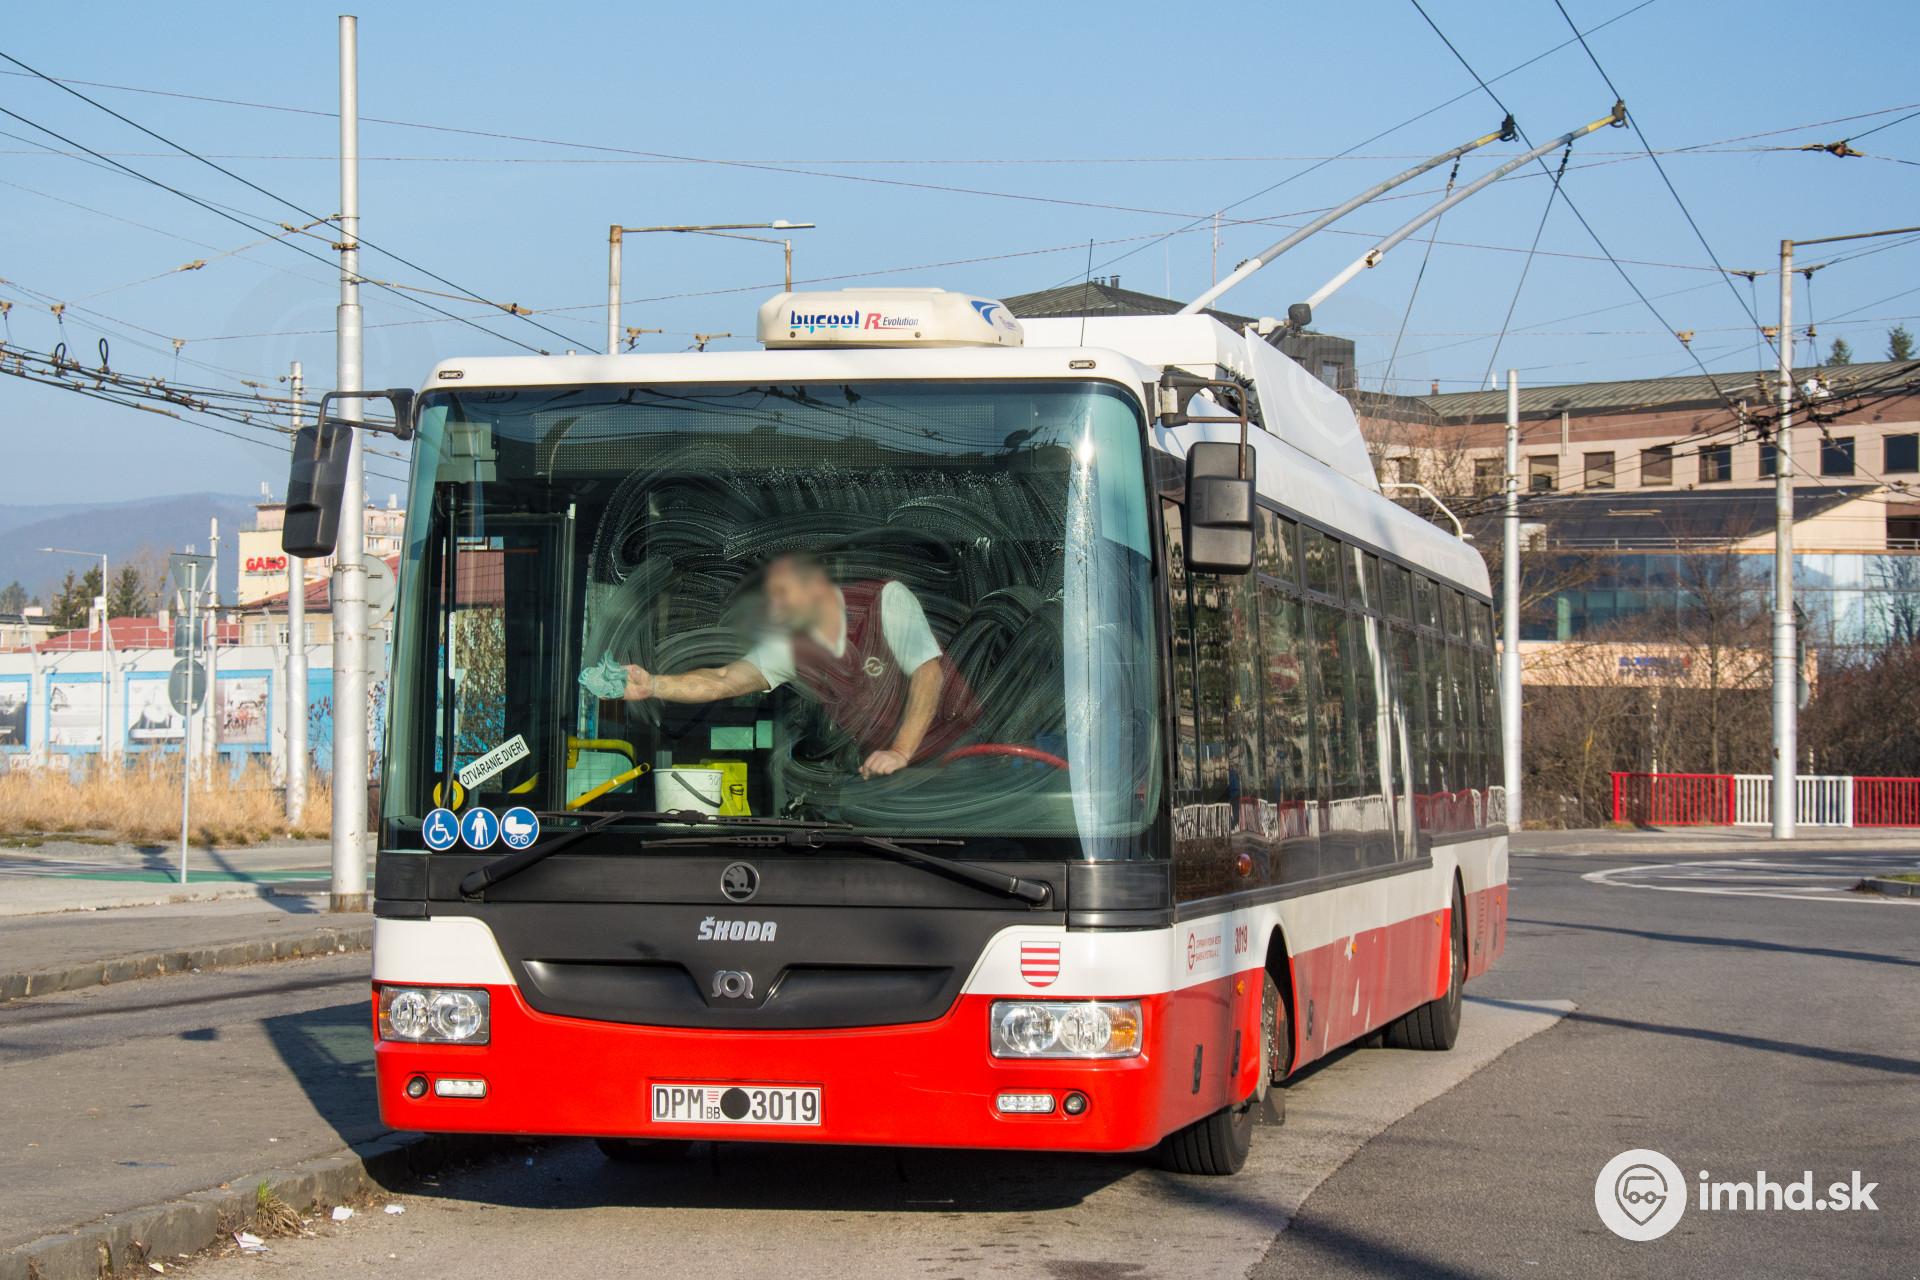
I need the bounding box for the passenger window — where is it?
[1162,501,1197,796]
[1303,528,1341,598]
[1443,590,1465,639]
[1384,563,1413,621]
[1414,574,1438,631]
[1256,510,1297,584]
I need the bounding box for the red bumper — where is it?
[374,976,1259,1153]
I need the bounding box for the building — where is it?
[1357,360,1920,655]
[236,494,406,605]
[1003,280,1357,390]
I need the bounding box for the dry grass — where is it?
[0,759,335,846]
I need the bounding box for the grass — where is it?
[1884,872,1920,884]
[0,759,333,847]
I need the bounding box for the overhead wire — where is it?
[0,48,593,353]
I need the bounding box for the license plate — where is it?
[651,1082,822,1127]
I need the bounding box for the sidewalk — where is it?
[0,897,371,1001]
[1514,826,1920,856]
[0,837,339,917]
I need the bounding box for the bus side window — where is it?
[1257,578,1313,879]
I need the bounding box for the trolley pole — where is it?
[287,361,309,827]
[1502,369,1522,830]
[330,13,371,911]
[1771,240,1796,840]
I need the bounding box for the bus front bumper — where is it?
[372,979,1250,1153]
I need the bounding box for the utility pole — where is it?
[178,559,198,886]
[1771,239,1797,840]
[1502,369,1522,830]
[331,13,370,911]
[605,221,815,354]
[287,361,308,827]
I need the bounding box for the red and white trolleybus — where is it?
[286,284,1507,1175]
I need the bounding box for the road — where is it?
[7,843,1916,1277]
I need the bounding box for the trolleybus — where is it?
[287,286,1507,1175]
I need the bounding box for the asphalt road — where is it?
[12,844,1917,1277]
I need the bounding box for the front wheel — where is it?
[1382,885,1466,1051]
[1161,971,1283,1175]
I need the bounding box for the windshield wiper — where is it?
[457,808,855,897]
[643,827,1052,907]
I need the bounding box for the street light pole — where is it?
[331,13,370,911]
[1765,224,1920,839]
[1502,370,1522,831]
[287,361,308,827]
[1772,240,1797,839]
[605,221,816,354]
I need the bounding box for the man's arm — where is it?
[862,581,948,778]
[861,659,944,778]
[624,660,768,704]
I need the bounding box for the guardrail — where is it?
[1617,771,1920,827]
[1611,772,1735,826]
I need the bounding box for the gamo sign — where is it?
[244,554,289,576]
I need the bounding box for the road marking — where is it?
[1584,855,1920,903]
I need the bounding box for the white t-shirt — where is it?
[744,582,942,691]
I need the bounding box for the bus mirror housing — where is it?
[282,388,418,558]
[1184,441,1254,575]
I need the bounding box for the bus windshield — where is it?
[384,379,1160,856]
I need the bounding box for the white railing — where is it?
[1732,774,1855,827]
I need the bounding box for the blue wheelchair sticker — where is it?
[422,807,459,852]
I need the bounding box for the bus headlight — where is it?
[989,1000,1141,1058]
[379,987,490,1044]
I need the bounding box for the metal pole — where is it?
[1772,239,1797,839]
[783,238,792,292]
[179,563,196,885]
[97,552,109,763]
[1503,370,1523,831]
[607,225,623,355]
[1179,115,1514,315]
[331,13,370,911]
[1303,105,1624,314]
[287,361,309,826]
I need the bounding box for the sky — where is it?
[0,0,1915,503]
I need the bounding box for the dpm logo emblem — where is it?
[698,917,779,942]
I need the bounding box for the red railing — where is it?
[1852,777,1920,828]
[1611,772,1735,826]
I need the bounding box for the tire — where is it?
[595,1137,693,1163]
[1260,967,1292,1124]
[1160,971,1281,1175]
[1383,884,1466,1051]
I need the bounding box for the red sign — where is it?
[1019,941,1061,988]
[244,555,288,575]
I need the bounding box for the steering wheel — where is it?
[939,743,1070,770]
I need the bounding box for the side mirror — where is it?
[1184,441,1254,575]
[281,387,418,558]
[283,421,352,557]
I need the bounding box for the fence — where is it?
[1613,772,1920,827]
[1610,772,1735,826]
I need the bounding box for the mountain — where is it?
[0,493,260,608]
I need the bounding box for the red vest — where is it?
[791,581,978,760]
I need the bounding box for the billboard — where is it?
[217,673,270,747]
[47,679,103,748]
[0,678,26,749]
[127,675,186,743]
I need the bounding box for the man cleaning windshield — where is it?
[619,553,978,778]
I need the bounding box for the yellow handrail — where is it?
[568,762,652,810]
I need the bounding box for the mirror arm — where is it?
[318,387,418,440]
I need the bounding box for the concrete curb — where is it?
[0,922,372,1002]
[1861,876,1920,898]
[0,1132,518,1280]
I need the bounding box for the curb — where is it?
[0,922,372,1002]
[1861,876,1920,898]
[0,1132,519,1280]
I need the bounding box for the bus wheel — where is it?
[1260,968,1290,1124]
[1160,974,1277,1176]
[595,1138,693,1163]
[1383,884,1465,1052]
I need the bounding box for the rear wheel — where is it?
[1161,971,1282,1175]
[1383,884,1466,1051]
[595,1138,693,1163]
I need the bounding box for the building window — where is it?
[1889,514,1920,549]
[1473,458,1501,495]
[1528,455,1559,492]
[1700,443,1733,483]
[1379,455,1415,486]
[1759,441,1778,478]
[1584,452,1615,489]
[1640,445,1673,486]
[1821,437,1855,477]
[1318,360,1343,390]
[1886,433,1919,474]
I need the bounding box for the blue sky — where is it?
[1,0,1915,502]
